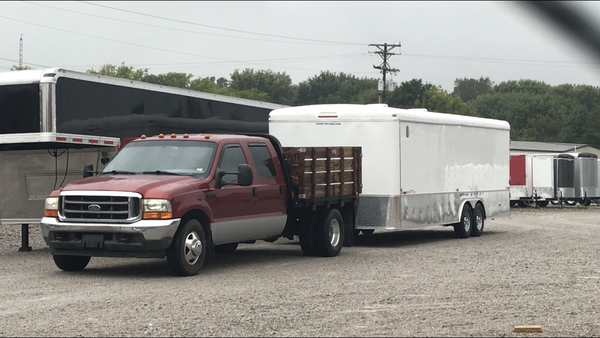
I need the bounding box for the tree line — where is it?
[10,63,600,148]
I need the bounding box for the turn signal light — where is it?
[143,212,173,219]
[45,210,58,217]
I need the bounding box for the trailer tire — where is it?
[314,208,344,257]
[167,219,207,276]
[580,199,591,207]
[516,201,527,208]
[454,204,473,238]
[536,200,549,208]
[470,204,485,237]
[550,200,560,205]
[53,255,91,271]
[299,216,319,257]
[565,200,577,206]
[215,243,238,254]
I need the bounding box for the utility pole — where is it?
[19,34,23,68]
[369,42,401,104]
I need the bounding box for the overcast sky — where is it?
[2,1,600,92]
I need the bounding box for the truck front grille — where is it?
[60,194,141,223]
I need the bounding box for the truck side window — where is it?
[218,144,247,183]
[248,143,277,179]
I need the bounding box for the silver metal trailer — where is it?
[269,103,511,237]
[0,67,287,250]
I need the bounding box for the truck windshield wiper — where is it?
[102,170,137,175]
[142,170,184,176]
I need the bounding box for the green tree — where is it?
[142,72,194,89]
[386,79,434,108]
[414,85,476,116]
[10,65,35,71]
[229,68,297,105]
[296,71,378,105]
[87,62,149,81]
[453,76,494,102]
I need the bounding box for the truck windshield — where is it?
[101,140,217,178]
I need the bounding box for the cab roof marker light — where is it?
[171,133,176,138]
[183,133,189,138]
[158,134,164,138]
[141,135,147,139]
[204,134,210,139]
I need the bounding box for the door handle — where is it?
[252,187,258,200]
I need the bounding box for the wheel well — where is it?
[180,209,211,240]
[476,201,487,220]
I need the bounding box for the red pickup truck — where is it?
[41,133,361,276]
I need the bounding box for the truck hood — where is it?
[59,174,202,198]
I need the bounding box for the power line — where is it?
[23,1,347,46]
[79,1,367,46]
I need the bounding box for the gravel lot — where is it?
[1,206,599,337]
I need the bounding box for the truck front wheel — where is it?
[167,219,207,276]
[314,208,344,257]
[53,255,91,272]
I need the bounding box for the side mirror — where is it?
[237,164,253,186]
[83,163,94,178]
[215,164,254,188]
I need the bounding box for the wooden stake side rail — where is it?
[283,147,362,200]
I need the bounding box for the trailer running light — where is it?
[318,115,338,118]
[44,197,59,217]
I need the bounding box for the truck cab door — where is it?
[210,143,256,245]
[247,142,287,238]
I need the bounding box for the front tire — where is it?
[454,204,473,238]
[167,219,207,276]
[313,208,344,257]
[470,204,485,237]
[53,255,91,271]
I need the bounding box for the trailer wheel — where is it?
[167,219,207,276]
[516,201,527,208]
[215,243,238,254]
[470,204,485,237]
[536,200,549,208]
[314,208,344,257]
[454,204,472,238]
[565,200,577,206]
[53,255,91,271]
[550,200,560,205]
[580,199,591,207]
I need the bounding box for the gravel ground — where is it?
[1,206,599,337]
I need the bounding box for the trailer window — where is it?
[218,144,248,183]
[248,143,277,179]
[0,83,40,134]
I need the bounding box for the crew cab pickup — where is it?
[40,133,362,276]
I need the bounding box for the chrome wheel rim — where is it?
[475,210,483,231]
[184,231,202,265]
[463,213,471,232]
[329,219,341,248]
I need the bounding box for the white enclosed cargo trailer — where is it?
[268,104,511,237]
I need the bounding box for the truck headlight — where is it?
[45,197,59,218]
[142,199,173,219]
